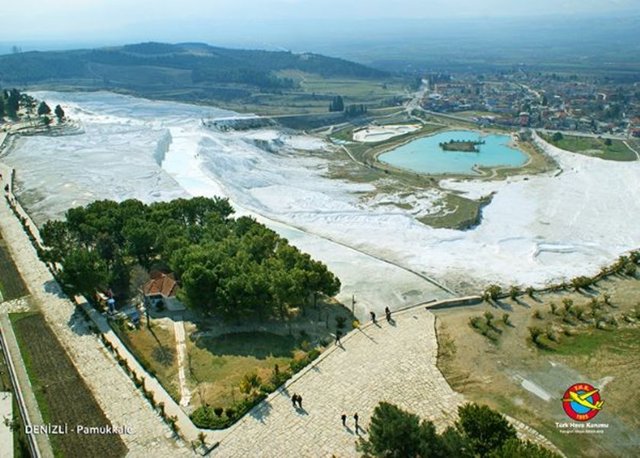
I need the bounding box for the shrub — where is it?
[469,316,485,330]
[484,329,500,342]
[546,328,560,342]
[239,372,262,395]
[550,303,557,315]
[528,327,543,342]
[525,286,534,297]
[624,262,636,276]
[562,298,573,312]
[225,407,236,419]
[509,286,519,300]
[352,319,360,329]
[300,340,311,352]
[290,356,310,373]
[308,348,321,361]
[213,407,223,417]
[571,276,592,291]
[335,315,347,329]
[502,314,511,326]
[483,285,502,301]
[483,311,494,323]
[533,310,543,320]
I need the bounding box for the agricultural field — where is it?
[434,273,640,457]
[0,234,28,302]
[541,133,637,161]
[10,312,127,458]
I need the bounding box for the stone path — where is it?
[0,163,194,457]
[214,309,464,457]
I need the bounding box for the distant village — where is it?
[421,71,640,137]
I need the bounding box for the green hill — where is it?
[0,42,393,111]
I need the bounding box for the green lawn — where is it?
[543,134,637,161]
[114,322,180,402]
[553,327,640,356]
[187,331,304,409]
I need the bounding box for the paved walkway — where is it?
[214,309,464,457]
[0,163,194,457]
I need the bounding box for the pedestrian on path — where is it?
[385,307,392,322]
[291,393,298,408]
[370,311,376,323]
[341,414,347,426]
[336,330,342,345]
[354,413,359,432]
[297,395,303,409]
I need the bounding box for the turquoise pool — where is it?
[378,130,528,175]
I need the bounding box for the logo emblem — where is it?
[562,383,604,421]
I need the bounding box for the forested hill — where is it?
[0,42,387,99]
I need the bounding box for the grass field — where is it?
[114,320,180,402]
[542,133,637,161]
[0,235,28,302]
[187,331,303,409]
[435,275,640,457]
[10,312,127,458]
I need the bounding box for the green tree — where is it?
[455,403,517,457]
[37,101,51,116]
[59,248,109,297]
[551,132,563,142]
[489,439,559,458]
[6,89,20,118]
[357,402,443,458]
[329,95,344,112]
[54,104,65,121]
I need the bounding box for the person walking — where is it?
[385,306,392,322]
[291,393,298,408]
[370,311,376,323]
[336,330,342,345]
[297,395,303,409]
[341,414,347,426]
[354,413,359,431]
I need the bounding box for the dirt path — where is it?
[173,318,191,407]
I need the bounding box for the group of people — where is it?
[290,393,363,432]
[370,307,393,324]
[341,413,359,431]
[291,393,303,409]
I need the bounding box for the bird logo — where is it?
[562,383,604,421]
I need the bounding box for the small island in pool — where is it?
[439,139,485,152]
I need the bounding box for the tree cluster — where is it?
[345,104,368,117]
[358,402,559,458]
[329,95,344,112]
[41,197,340,321]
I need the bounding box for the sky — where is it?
[2,0,639,49]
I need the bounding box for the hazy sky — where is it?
[3,0,639,44]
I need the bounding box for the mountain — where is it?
[0,42,388,103]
